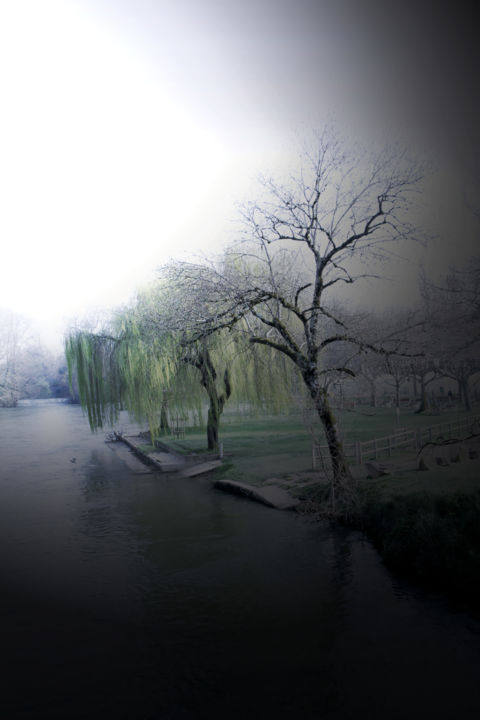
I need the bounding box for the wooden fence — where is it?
[312,415,480,469]
[170,415,187,439]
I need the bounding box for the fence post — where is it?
[355,441,361,465]
[312,442,316,470]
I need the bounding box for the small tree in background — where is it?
[420,263,480,411]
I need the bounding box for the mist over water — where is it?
[1,400,480,719]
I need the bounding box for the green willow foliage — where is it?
[65,286,304,445]
[65,332,123,429]
[66,320,180,438]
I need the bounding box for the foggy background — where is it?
[0,0,478,348]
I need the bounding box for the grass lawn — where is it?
[152,414,314,486]
[368,459,480,498]
[323,404,480,444]
[148,404,480,488]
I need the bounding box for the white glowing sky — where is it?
[0,1,233,336]
[0,0,478,349]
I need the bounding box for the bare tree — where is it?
[0,309,33,406]
[420,263,480,411]
[167,130,423,508]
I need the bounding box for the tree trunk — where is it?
[305,370,351,509]
[206,405,219,451]
[194,347,231,453]
[318,401,349,480]
[459,378,471,412]
[394,379,400,409]
[160,393,170,433]
[412,373,418,400]
[201,372,220,451]
[415,375,429,413]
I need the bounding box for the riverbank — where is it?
[112,432,302,509]
[356,459,480,608]
[298,453,480,611]
[116,423,480,611]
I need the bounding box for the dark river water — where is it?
[1,400,479,719]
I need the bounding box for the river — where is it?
[1,399,479,719]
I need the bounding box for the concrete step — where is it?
[214,479,300,510]
[181,460,222,477]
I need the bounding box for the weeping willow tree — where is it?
[65,285,301,452]
[137,280,305,449]
[65,331,125,429]
[65,321,178,439]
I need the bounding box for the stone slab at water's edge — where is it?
[213,479,300,510]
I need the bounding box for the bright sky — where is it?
[1,0,478,349]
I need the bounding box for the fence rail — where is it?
[312,415,480,469]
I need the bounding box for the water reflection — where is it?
[1,401,480,719]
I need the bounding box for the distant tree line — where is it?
[0,309,70,407]
[339,262,480,414]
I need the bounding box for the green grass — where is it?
[150,405,479,486]
[359,479,480,605]
[356,455,480,607]
[153,415,314,485]
[370,461,480,497]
